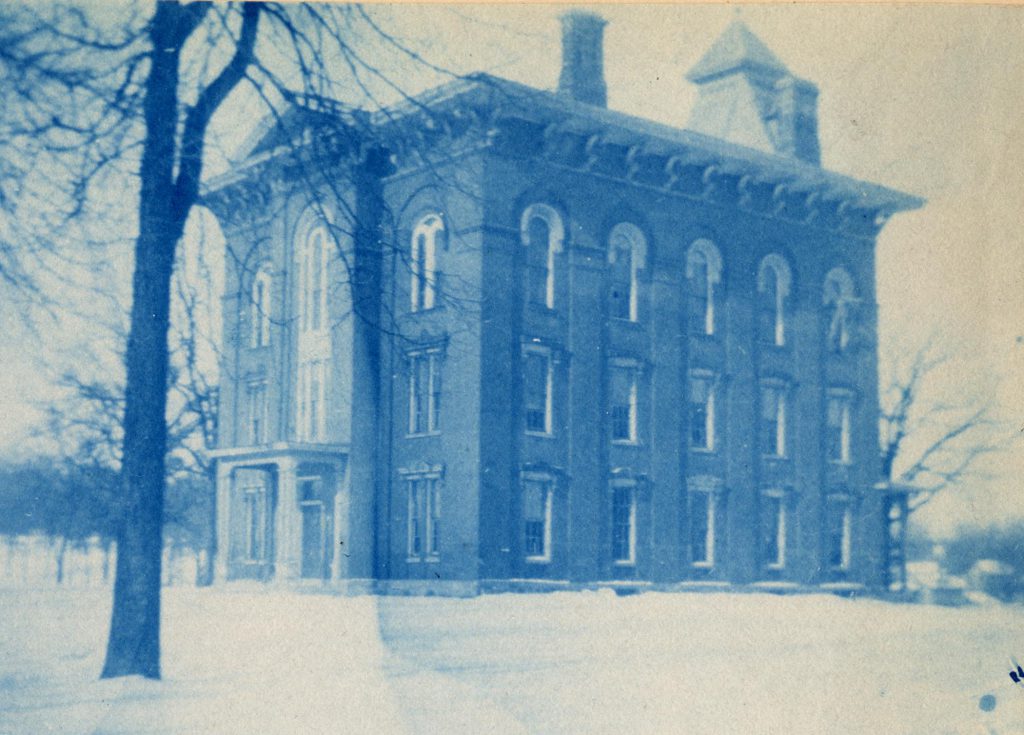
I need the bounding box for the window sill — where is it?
[525,430,555,439]
[689,446,716,455]
[828,459,853,467]
[525,556,551,564]
[405,431,441,440]
[408,306,443,316]
[612,559,636,567]
[610,317,642,327]
[762,454,788,461]
[691,561,714,569]
[611,439,641,447]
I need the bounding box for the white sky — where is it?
[1,4,1021,536]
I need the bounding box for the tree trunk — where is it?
[100,3,187,680]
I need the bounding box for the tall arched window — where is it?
[300,226,328,334]
[686,239,723,336]
[296,222,331,442]
[608,223,647,322]
[411,214,444,312]
[757,254,792,347]
[250,266,272,348]
[823,267,857,352]
[520,204,565,310]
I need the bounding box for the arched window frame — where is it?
[410,214,444,312]
[299,225,329,335]
[823,267,857,353]
[757,254,793,347]
[250,265,272,348]
[607,222,647,322]
[686,239,723,336]
[295,218,332,443]
[520,204,565,310]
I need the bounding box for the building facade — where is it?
[205,15,921,595]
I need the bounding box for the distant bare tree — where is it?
[880,335,1014,514]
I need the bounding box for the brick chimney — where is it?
[558,11,608,108]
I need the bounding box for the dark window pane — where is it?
[827,501,848,569]
[690,492,710,563]
[610,245,632,320]
[612,486,633,562]
[525,352,549,432]
[762,495,782,566]
[689,253,709,335]
[527,217,551,306]
[690,377,710,449]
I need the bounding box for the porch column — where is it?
[331,459,351,581]
[275,456,300,581]
[214,460,233,583]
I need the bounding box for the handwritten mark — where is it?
[1010,663,1024,685]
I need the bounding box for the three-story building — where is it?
[205,14,921,595]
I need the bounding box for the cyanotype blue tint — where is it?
[209,13,920,595]
[2,5,1023,733]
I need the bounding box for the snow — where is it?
[2,587,1023,734]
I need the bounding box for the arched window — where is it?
[757,254,792,347]
[411,214,444,312]
[686,239,723,336]
[299,226,328,334]
[520,204,565,310]
[608,223,647,322]
[823,267,857,352]
[296,221,331,442]
[250,266,272,348]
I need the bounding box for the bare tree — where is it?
[1,0,479,679]
[880,334,1014,514]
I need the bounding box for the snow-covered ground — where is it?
[1,587,1022,734]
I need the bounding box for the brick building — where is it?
[205,15,922,595]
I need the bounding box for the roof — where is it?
[213,71,922,217]
[374,73,923,214]
[687,20,789,83]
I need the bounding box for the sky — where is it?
[1,3,1021,537]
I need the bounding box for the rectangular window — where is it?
[761,492,786,570]
[427,479,441,558]
[408,351,441,435]
[690,490,715,567]
[523,477,553,562]
[407,476,441,560]
[611,484,636,564]
[826,394,852,464]
[610,364,638,443]
[689,374,715,451]
[243,488,264,562]
[761,385,786,457]
[524,348,552,435]
[247,382,268,445]
[827,497,852,570]
[407,479,422,558]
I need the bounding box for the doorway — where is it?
[299,477,325,579]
